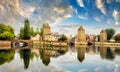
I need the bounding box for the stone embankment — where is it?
[0,41,11,49]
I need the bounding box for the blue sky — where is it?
[0,0,120,36]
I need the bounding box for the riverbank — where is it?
[0,41,11,49]
[0,40,68,49]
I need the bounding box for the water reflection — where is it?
[76,46,85,62]
[39,47,68,66]
[19,49,31,69]
[0,46,120,71]
[100,46,115,60]
[0,49,15,65]
[18,47,68,69]
[39,49,50,66]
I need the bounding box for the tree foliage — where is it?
[105,28,115,40]
[23,19,31,40]
[19,19,31,40]
[0,31,15,40]
[58,34,67,42]
[19,27,24,39]
[30,26,34,36]
[114,33,120,41]
[35,27,40,35]
[39,27,43,36]
[97,35,100,42]
[0,50,15,65]
[19,20,45,39]
[0,23,15,40]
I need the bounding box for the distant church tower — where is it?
[100,29,107,42]
[77,26,86,42]
[43,23,50,35]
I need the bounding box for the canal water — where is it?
[0,46,120,72]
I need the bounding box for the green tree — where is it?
[58,34,67,42]
[97,35,100,42]
[105,28,115,40]
[114,33,120,41]
[19,27,24,39]
[0,31,14,40]
[30,26,34,36]
[0,23,15,40]
[35,27,40,35]
[39,27,43,36]
[23,19,31,40]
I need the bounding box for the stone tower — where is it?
[43,23,50,35]
[77,26,86,42]
[100,29,107,42]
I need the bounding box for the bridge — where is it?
[11,40,33,48]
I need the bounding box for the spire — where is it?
[43,23,50,28]
[100,29,106,33]
[78,26,84,31]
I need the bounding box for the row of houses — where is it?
[30,23,61,41]
[30,32,61,41]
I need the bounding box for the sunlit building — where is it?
[100,29,107,42]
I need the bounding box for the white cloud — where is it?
[107,0,114,4]
[113,10,120,21]
[18,6,36,18]
[75,9,78,15]
[78,15,87,20]
[113,10,120,25]
[54,7,65,14]
[106,19,114,25]
[116,0,120,3]
[0,0,74,35]
[77,0,84,7]
[95,0,106,15]
[94,17,101,22]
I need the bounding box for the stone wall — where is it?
[0,41,11,49]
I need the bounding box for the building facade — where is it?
[43,23,50,36]
[77,26,86,42]
[100,29,107,42]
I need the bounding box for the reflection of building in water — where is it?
[86,46,96,54]
[100,46,107,59]
[31,49,40,56]
[42,53,50,66]
[100,30,107,42]
[76,46,85,62]
[100,47,115,60]
[39,47,68,66]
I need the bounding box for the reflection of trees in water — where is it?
[100,47,115,60]
[39,47,68,66]
[86,46,97,54]
[115,48,120,55]
[106,48,115,60]
[0,50,15,65]
[76,46,85,63]
[19,49,31,69]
